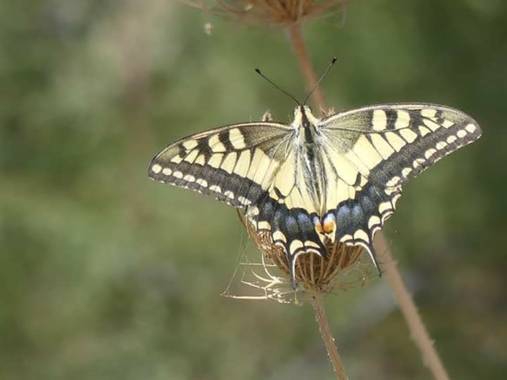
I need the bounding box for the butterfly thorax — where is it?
[291,106,328,217]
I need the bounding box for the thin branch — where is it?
[286,22,450,380]
[375,234,450,380]
[287,23,326,110]
[310,291,349,380]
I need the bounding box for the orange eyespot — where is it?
[314,214,336,235]
[322,217,336,234]
[313,216,323,234]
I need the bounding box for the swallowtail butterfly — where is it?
[149,103,481,284]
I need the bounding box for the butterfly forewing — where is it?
[318,104,481,251]
[149,122,293,208]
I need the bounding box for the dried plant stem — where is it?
[309,291,349,380]
[375,234,450,380]
[286,22,450,380]
[287,23,325,109]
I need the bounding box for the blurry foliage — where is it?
[0,0,506,379]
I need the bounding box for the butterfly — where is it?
[149,103,481,285]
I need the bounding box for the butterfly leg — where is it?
[261,110,273,122]
[320,106,336,117]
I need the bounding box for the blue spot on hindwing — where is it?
[284,214,299,236]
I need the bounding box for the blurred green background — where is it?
[1,1,506,379]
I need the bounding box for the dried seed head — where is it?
[181,0,347,26]
[241,213,371,295]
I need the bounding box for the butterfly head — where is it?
[293,105,320,129]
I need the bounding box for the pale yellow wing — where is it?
[318,103,481,255]
[149,122,294,208]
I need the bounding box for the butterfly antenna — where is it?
[255,68,301,106]
[303,57,337,105]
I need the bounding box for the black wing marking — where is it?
[150,120,332,284]
[319,104,482,269]
[149,122,293,208]
[150,122,326,281]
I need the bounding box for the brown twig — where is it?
[287,23,326,110]
[286,22,450,380]
[375,234,450,380]
[309,291,349,380]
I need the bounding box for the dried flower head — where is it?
[237,212,371,299]
[181,0,347,26]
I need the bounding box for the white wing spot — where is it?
[209,185,221,193]
[340,234,353,243]
[421,109,437,118]
[379,201,392,214]
[353,230,369,242]
[224,190,234,199]
[151,164,162,174]
[442,120,454,128]
[386,176,401,187]
[370,134,395,159]
[413,158,425,169]
[395,110,410,129]
[273,230,287,243]
[208,134,226,152]
[401,167,412,178]
[447,135,457,144]
[182,140,198,150]
[465,123,477,133]
[247,206,259,217]
[258,221,271,230]
[183,174,195,182]
[457,129,467,138]
[436,141,447,150]
[162,167,172,176]
[424,148,437,159]
[173,171,183,179]
[372,110,387,131]
[184,150,199,163]
[423,119,440,132]
[392,193,402,207]
[207,153,224,168]
[220,152,237,174]
[385,132,406,151]
[400,128,418,143]
[171,155,183,164]
[233,150,251,177]
[196,178,208,187]
[229,128,246,149]
[368,215,381,229]
[418,125,431,136]
[381,210,394,223]
[305,241,321,250]
[385,186,399,196]
[289,240,304,254]
[238,196,251,206]
[195,154,206,165]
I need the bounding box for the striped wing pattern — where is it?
[317,104,481,261]
[149,104,481,284]
[149,122,294,208]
